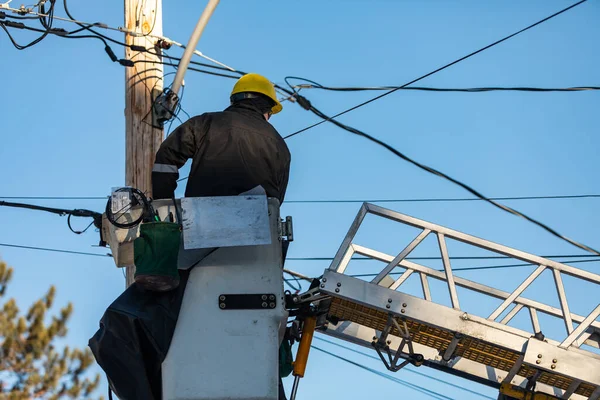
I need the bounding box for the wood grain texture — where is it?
[124,0,164,286]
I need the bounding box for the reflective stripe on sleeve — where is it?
[152,163,179,173]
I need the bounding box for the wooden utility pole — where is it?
[124,0,164,286]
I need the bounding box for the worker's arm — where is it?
[152,116,205,199]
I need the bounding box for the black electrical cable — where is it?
[2,194,600,203]
[314,336,495,400]
[294,100,600,256]
[285,0,588,139]
[337,258,600,278]
[0,200,102,235]
[0,4,55,50]
[0,200,101,219]
[62,0,129,47]
[7,3,593,254]
[284,194,600,204]
[67,214,95,235]
[157,52,246,75]
[104,187,152,229]
[32,26,597,250]
[0,196,108,200]
[0,11,40,20]
[0,18,138,66]
[0,243,111,258]
[132,59,241,79]
[287,254,598,261]
[284,76,600,93]
[280,73,600,257]
[312,345,458,400]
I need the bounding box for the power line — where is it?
[314,336,495,400]
[142,6,600,256]
[2,238,597,269]
[342,258,600,278]
[284,0,588,140]
[0,0,56,49]
[286,96,600,256]
[285,194,600,204]
[285,76,600,94]
[5,1,597,255]
[3,194,599,203]
[0,200,102,235]
[0,243,111,258]
[283,259,600,284]
[0,2,234,68]
[312,345,457,400]
[0,196,107,200]
[287,254,599,261]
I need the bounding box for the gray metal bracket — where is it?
[523,338,600,388]
[291,286,329,306]
[371,314,424,372]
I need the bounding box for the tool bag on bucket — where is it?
[134,220,182,291]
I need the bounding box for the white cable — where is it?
[193,50,234,71]
[171,0,220,96]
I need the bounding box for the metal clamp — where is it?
[372,314,424,372]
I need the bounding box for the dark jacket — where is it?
[152,102,291,203]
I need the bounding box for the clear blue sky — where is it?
[1,1,599,399]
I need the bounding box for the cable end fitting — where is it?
[49,28,68,36]
[295,95,312,111]
[4,21,25,29]
[105,45,118,62]
[130,44,147,52]
[119,59,135,67]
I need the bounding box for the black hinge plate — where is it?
[218,294,277,310]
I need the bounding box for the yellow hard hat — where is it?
[231,73,283,115]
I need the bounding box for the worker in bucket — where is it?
[151,72,291,204]
[149,73,292,400]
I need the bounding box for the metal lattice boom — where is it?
[318,203,600,400]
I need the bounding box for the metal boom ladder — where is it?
[311,203,600,400]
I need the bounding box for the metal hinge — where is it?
[279,216,294,242]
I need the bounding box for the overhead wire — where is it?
[314,336,496,400]
[287,254,599,261]
[284,76,600,93]
[284,92,600,256]
[284,194,600,204]
[3,0,597,258]
[0,17,139,67]
[342,258,600,278]
[62,0,129,47]
[2,194,598,203]
[311,345,458,400]
[0,200,102,235]
[0,243,111,258]
[274,3,600,258]
[3,239,597,272]
[0,0,56,49]
[284,0,589,140]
